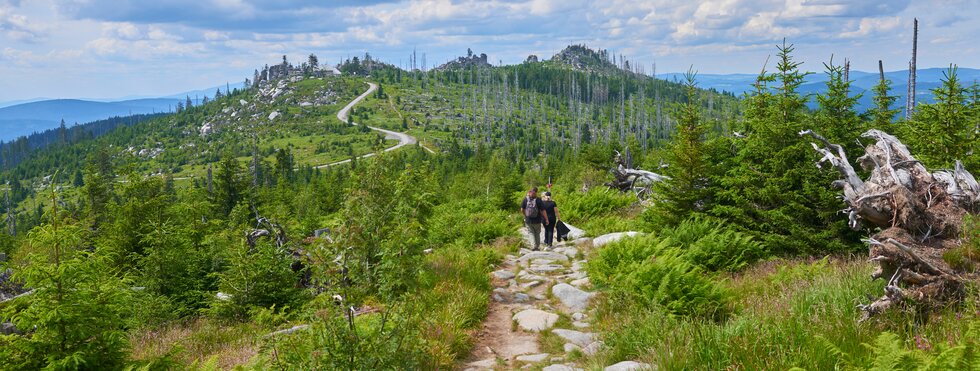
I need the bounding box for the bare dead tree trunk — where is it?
[906,18,918,120]
[607,150,670,199]
[801,129,979,320]
[4,185,14,236]
[879,60,885,83]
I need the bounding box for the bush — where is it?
[589,234,731,320]
[662,217,767,272]
[427,199,512,247]
[209,241,307,320]
[557,187,635,222]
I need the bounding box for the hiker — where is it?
[541,191,561,249]
[520,187,549,251]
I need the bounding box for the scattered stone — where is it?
[552,329,596,347]
[521,281,542,289]
[572,237,592,246]
[516,353,550,362]
[604,361,652,371]
[571,261,585,272]
[533,294,547,300]
[531,258,557,265]
[239,99,248,106]
[517,271,548,281]
[299,101,313,107]
[513,309,559,332]
[563,247,579,259]
[552,283,593,312]
[530,264,564,273]
[492,269,514,280]
[518,251,569,263]
[570,277,591,287]
[592,232,642,247]
[565,223,587,239]
[572,321,590,328]
[467,358,497,369]
[1,322,20,335]
[563,343,581,353]
[572,312,587,321]
[492,288,513,303]
[268,111,281,120]
[514,293,531,303]
[542,365,583,371]
[583,341,605,356]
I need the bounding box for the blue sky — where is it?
[1,0,977,102]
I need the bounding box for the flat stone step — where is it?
[551,328,596,347]
[513,309,559,332]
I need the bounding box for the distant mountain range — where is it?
[0,83,246,142]
[658,67,980,113]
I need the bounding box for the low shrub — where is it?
[662,217,767,272]
[589,234,731,321]
[555,187,635,222]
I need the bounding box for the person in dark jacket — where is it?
[520,187,549,251]
[541,191,561,249]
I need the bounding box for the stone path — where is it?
[463,225,652,370]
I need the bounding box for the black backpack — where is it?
[524,197,540,219]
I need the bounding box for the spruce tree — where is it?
[1,198,131,369]
[812,60,864,155]
[648,70,711,226]
[901,65,973,169]
[868,73,900,130]
[713,41,856,254]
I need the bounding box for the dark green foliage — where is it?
[660,217,766,272]
[812,61,864,155]
[867,73,900,129]
[588,233,731,320]
[648,70,715,227]
[711,42,859,254]
[212,152,251,216]
[901,65,976,170]
[1,208,131,370]
[211,240,307,320]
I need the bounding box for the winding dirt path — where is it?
[315,82,420,168]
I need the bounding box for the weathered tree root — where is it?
[606,149,669,199]
[801,129,979,320]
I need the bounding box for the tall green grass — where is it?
[591,257,980,370]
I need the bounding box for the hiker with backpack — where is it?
[521,187,549,251]
[541,191,562,249]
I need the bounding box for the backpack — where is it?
[524,197,540,219]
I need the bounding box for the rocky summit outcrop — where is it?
[436,49,491,70]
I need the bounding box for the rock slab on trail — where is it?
[591,231,642,247]
[552,283,593,312]
[513,309,559,332]
[552,329,596,347]
[605,361,654,371]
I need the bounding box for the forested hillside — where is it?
[0,44,978,370]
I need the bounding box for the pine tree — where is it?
[213,153,249,216]
[868,73,900,130]
[901,65,973,169]
[812,60,864,155]
[1,197,131,370]
[713,41,856,254]
[649,70,711,226]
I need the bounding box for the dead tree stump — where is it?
[801,129,979,320]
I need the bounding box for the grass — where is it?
[587,256,980,370]
[129,317,271,369]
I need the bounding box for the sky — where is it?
[1,0,977,102]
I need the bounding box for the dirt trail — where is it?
[462,223,604,370]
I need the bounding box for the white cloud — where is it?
[0,4,45,42]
